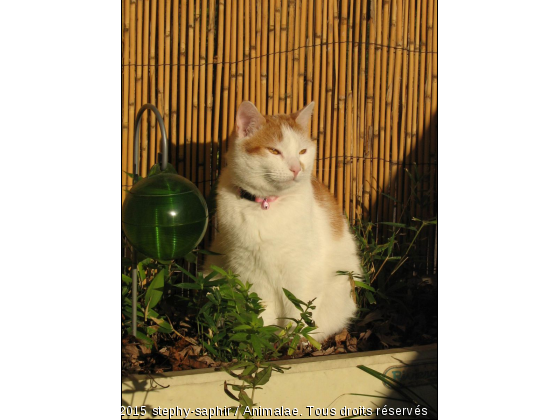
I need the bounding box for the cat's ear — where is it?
[236,101,266,139]
[294,102,315,132]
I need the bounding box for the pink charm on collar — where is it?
[238,187,278,210]
[255,196,278,210]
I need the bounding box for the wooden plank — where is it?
[122,0,131,198]
[336,0,348,209]
[170,0,179,170]
[163,0,171,167]
[127,0,137,185]
[178,0,187,176]
[185,0,194,177]
[141,0,149,177]
[317,0,327,182]
[286,0,295,113]
[198,0,208,192]
[149,0,157,169]
[205,0,216,197]
[191,0,200,182]
[213,0,225,175]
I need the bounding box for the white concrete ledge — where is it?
[122,343,437,419]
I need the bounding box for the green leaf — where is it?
[201,311,217,332]
[378,222,407,228]
[233,325,253,331]
[229,332,249,342]
[240,390,255,403]
[184,252,197,264]
[137,258,151,282]
[250,335,263,359]
[238,390,253,414]
[174,282,203,290]
[204,271,219,281]
[212,330,227,344]
[304,335,322,350]
[121,274,132,284]
[210,265,228,276]
[354,280,376,293]
[124,171,143,181]
[201,341,218,357]
[241,364,258,376]
[144,268,166,309]
[147,163,161,177]
[301,313,315,327]
[254,366,272,386]
[206,279,227,287]
[266,362,289,373]
[126,328,153,347]
[287,336,300,356]
[206,293,219,305]
[301,326,317,335]
[282,288,304,311]
[173,264,199,282]
[257,326,279,335]
[226,361,253,371]
[196,249,223,256]
[149,317,173,334]
[387,235,395,255]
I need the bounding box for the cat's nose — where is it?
[290,166,301,178]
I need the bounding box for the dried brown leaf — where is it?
[334,329,349,346]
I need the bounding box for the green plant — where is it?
[184,265,320,418]
[122,241,321,417]
[121,256,174,347]
[171,263,322,418]
[333,163,437,352]
[346,215,437,311]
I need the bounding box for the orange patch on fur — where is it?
[311,178,345,239]
[242,114,307,155]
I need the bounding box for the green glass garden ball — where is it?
[122,171,208,261]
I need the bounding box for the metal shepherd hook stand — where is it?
[130,104,168,337]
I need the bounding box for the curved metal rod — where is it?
[133,104,168,180]
[130,104,168,338]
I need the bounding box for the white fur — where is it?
[204,106,361,342]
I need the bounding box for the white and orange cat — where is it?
[204,101,361,342]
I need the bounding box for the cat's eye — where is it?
[267,148,281,155]
[299,149,307,155]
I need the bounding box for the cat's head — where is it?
[229,101,316,197]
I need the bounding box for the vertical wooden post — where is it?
[148,0,157,169]
[122,0,131,200]
[178,0,187,176]
[170,0,179,171]
[214,0,225,175]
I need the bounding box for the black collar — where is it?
[238,187,258,202]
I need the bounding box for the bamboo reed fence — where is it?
[122,0,438,274]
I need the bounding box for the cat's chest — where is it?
[221,195,314,246]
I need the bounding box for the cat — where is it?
[204,101,362,342]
